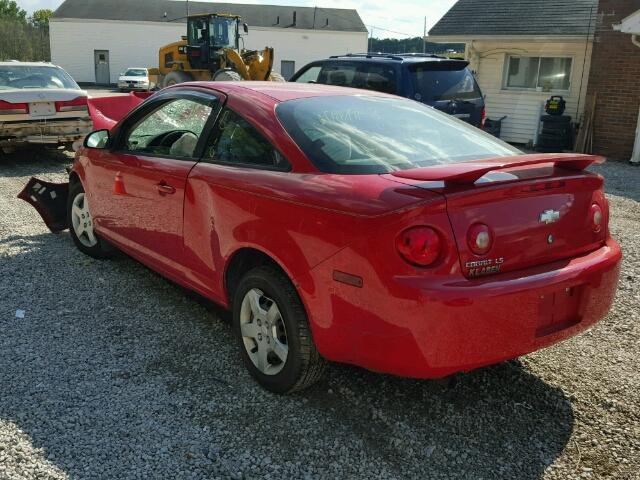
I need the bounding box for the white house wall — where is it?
[467,40,593,145]
[50,19,367,84]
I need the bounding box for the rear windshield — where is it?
[409,63,481,102]
[276,95,519,174]
[124,69,147,76]
[0,65,79,90]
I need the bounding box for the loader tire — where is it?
[212,69,243,81]
[162,71,193,88]
[268,72,286,82]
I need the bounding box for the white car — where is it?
[0,62,91,153]
[117,68,152,92]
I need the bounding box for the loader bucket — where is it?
[88,91,153,130]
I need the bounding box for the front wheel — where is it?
[232,266,325,393]
[162,70,193,88]
[67,181,113,258]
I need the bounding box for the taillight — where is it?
[467,223,493,255]
[0,100,28,115]
[481,106,486,128]
[55,96,88,112]
[396,226,441,267]
[590,203,603,233]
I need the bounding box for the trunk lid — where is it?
[386,154,608,277]
[0,88,86,104]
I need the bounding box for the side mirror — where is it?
[243,23,249,34]
[84,129,110,149]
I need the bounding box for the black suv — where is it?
[290,53,486,128]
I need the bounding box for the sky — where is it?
[16,0,457,39]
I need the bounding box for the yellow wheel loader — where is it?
[148,13,285,88]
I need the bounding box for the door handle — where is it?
[156,182,176,195]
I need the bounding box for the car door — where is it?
[182,106,291,299]
[90,91,221,275]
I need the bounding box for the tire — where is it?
[268,72,286,82]
[541,115,571,124]
[67,181,113,258]
[162,71,193,88]
[212,69,243,81]
[232,265,325,393]
[541,127,571,137]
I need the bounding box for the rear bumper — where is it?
[308,238,621,378]
[0,118,92,147]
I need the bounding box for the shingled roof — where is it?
[52,0,367,33]
[429,0,598,37]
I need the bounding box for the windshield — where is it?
[210,17,237,49]
[409,63,482,102]
[0,65,79,90]
[124,69,147,77]
[276,95,519,174]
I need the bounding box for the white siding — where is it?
[467,40,593,144]
[50,19,367,84]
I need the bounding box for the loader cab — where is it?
[186,14,240,70]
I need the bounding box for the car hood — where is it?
[119,76,148,82]
[0,88,86,103]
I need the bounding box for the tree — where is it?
[30,8,52,28]
[0,0,27,24]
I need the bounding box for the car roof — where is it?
[0,61,61,68]
[186,81,396,103]
[325,53,468,64]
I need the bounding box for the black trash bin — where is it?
[484,116,507,138]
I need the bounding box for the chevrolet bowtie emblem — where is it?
[539,209,560,224]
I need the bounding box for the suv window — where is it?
[123,98,213,158]
[318,63,358,87]
[294,65,321,83]
[356,64,397,94]
[409,63,481,102]
[205,108,289,170]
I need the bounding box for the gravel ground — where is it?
[0,150,638,480]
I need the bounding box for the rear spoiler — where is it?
[391,154,605,185]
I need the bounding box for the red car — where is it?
[21,82,621,394]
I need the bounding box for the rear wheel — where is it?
[162,71,193,88]
[212,69,243,81]
[67,181,113,258]
[268,72,286,82]
[232,266,325,393]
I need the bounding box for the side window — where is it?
[318,63,358,87]
[205,108,289,170]
[123,98,213,158]
[357,64,398,94]
[294,65,321,83]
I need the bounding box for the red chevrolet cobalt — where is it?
[22,82,621,393]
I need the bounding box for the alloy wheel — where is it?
[70,193,97,248]
[239,288,289,375]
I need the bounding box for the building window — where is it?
[281,60,295,80]
[504,56,572,91]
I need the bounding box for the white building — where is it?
[50,0,368,84]
[429,0,597,146]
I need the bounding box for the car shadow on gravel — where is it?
[590,162,640,202]
[0,148,72,177]
[1,230,575,479]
